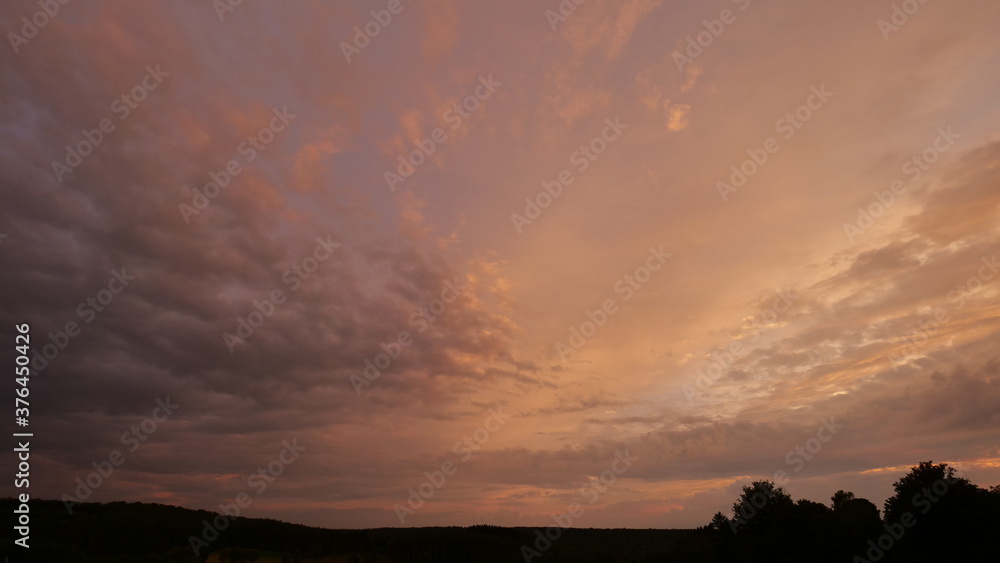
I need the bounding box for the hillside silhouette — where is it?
[2,461,997,562]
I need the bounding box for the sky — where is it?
[2,0,1000,531]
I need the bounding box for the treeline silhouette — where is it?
[1,461,996,562]
[702,461,1000,562]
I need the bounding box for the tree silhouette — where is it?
[882,461,966,522]
[708,511,730,532]
[829,490,881,560]
[705,469,1000,563]
[4,470,999,563]
[876,460,1000,561]
[729,480,794,534]
[830,489,855,511]
[724,480,802,561]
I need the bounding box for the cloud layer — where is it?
[2,0,999,529]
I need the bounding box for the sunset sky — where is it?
[2,0,999,530]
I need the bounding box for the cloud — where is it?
[2,0,999,532]
[665,101,692,131]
